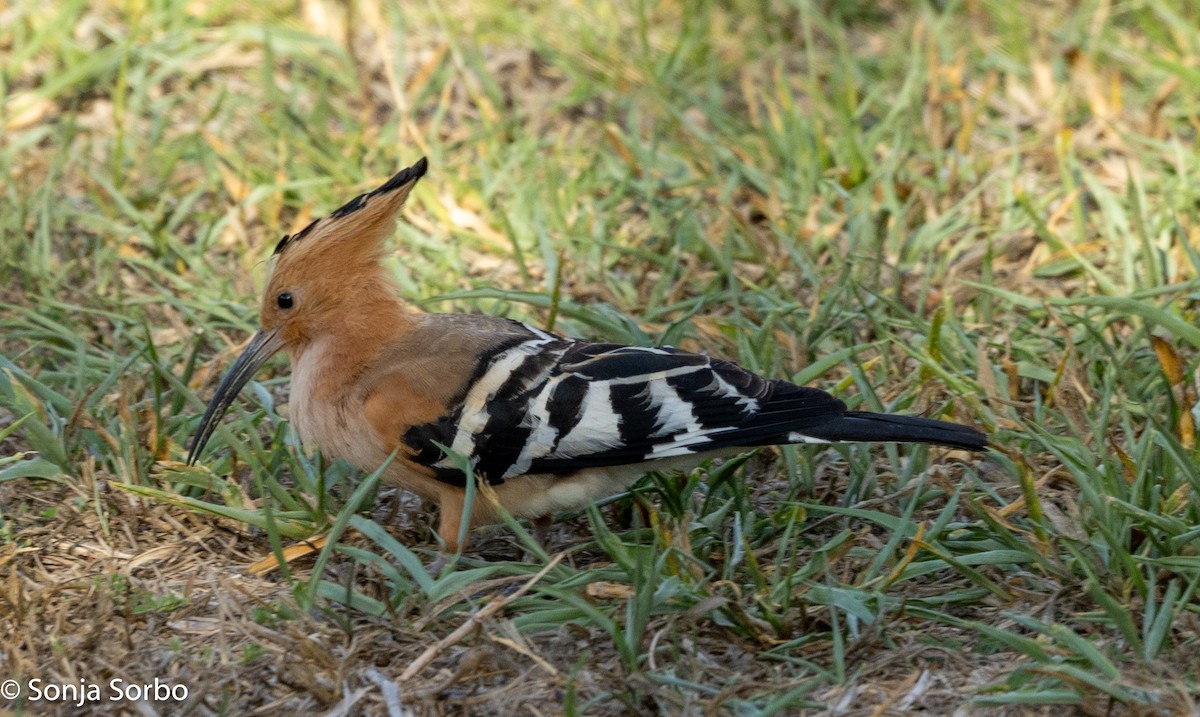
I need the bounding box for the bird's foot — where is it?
[424,550,456,577]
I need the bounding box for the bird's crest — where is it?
[271,157,427,265]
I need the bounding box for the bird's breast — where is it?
[288,338,389,471]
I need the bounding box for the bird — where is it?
[187,157,988,565]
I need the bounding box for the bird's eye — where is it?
[276,292,294,310]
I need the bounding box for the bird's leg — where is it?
[514,515,554,564]
[531,515,553,547]
[427,496,466,576]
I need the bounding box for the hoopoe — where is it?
[187,157,987,562]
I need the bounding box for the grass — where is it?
[2,0,1200,713]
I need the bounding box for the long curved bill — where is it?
[186,329,284,465]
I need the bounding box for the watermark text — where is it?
[1,678,188,707]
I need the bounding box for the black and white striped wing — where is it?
[404,334,847,486]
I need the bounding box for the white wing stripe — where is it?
[647,378,700,438]
[505,374,567,478]
[712,372,759,412]
[552,382,622,457]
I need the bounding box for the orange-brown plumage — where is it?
[188,157,987,566]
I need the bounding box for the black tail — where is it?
[797,411,988,451]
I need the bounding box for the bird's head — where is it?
[186,157,427,465]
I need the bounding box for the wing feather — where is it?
[403,334,847,485]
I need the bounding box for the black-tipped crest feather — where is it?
[272,157,428,257]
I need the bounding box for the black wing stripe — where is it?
[546,375,588,452]
[665,369,755,430]
[610,381,660,447]
[564,346,708,380]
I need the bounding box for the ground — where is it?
[1,0,1199,715]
